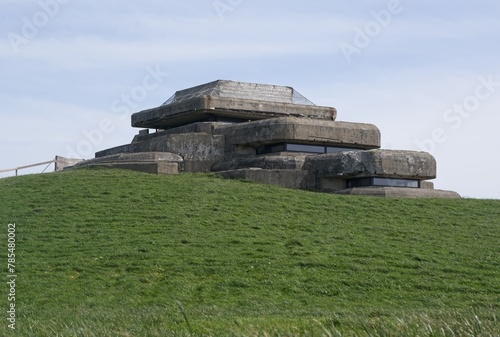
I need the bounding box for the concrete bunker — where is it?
[69,80,460,198]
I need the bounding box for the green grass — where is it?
[0,167,499,336]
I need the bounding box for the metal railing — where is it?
[0,156,83,177]
[0,159,56,176]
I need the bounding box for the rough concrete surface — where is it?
[334,186,461,198]
[69,152,183,174]
[305,150,436,180]
[67,80,460,198]
[219,117,380,148]
[132,96,337,129]
[216,168,313,190]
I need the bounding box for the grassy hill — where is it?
[0,167,499,336]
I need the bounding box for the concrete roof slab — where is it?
[218,117,381,149]
[305,149,436,179]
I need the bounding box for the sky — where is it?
[1,0,499,199]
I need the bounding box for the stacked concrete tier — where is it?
[70,80,460,198]
[132,80,336,129]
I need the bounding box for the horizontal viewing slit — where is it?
[257,143,360,155]
[346,177,420,188]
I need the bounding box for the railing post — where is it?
[1,159,57,177]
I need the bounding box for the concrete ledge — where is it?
[132,96,337,129]
[219,117,381,149]
[68,152,183,174]
[216,168,313,190]
[333,186,461,198]
[305,149,436,179]
[421,181,435,189]
[74,152,183,166]
[74,162,180,174]
[55,156,84,172]
[96,133,225,162]
[132,122,228,143]
[212,155,307,171]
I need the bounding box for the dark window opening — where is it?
[347,177,420,189]
[285,144,325,153]
[257,143,361,155]
[346,177,373,188]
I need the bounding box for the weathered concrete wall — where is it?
[132,97,209,129]
[106,118,380,160]
[97,133,225,171]
[69,95,460,198]
[421,181,435,189]
[146,134,223,161]
[77,162,180,174]
[132,122,228,143]
[132,96,337,129]
[305,150,436,180]
[216,168,314,190]
[212,154,308,171]
[74,152,183,165]
[316,177,346,192]
[218,117,381,149]
[99,118,382,172]
[69,152,183,174]
[334,186,461,198]
[55,156,84,172]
